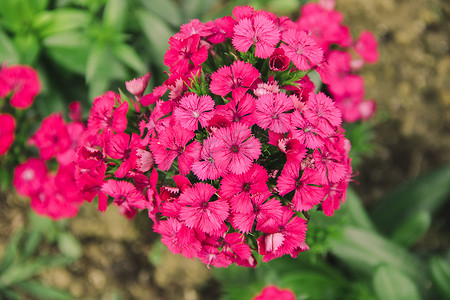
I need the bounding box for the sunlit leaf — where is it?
[57,233,82,260]
[372,265,421,300]
[17,280,72,300]
[103,0,127,32]
[0,29,19,64]
[140,0,183,27]
[33,9,90,38]
[429,256,450,298]
[113,43,147,74]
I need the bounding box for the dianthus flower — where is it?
[0,64,41,109]
[0,114,15,156]
[253,285,296,300]
[280,29,323,70]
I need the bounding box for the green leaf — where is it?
[429,256,450,298]
[113,43,147,74]
[16,280,72,300]
[57,233,82,260]
[372,265,421,300]
[33,8,90,38]
[181,0,216,20]
[13,34,40,65]
[344,188,375,230]
[0,228,24,273]
[0,29,19,64]
[136,10,173,69]
[103,0,128,32]
[390,211,431,247]
[140,0,183,27]
[0,0,30,32]
[330,227,425,283]
[371,164,450,237]
[28,211,59,242]
[23,230,42,259]
[43,32,89,74]
[86,44,127,83]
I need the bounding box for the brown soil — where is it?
[0,0,449,299]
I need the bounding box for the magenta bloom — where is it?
[291,110,325,149]
[257,207,308,262]
[253,285,296,300]
[179,182,230,235]
[13,158,47,197]
[254,92,294,133]
[155,218,201,259]
[303,92,342,136]
[231,191,283,234]
[163,34,208,73]
[220,164,269,213]
[0,65,41,109]
[269,48,290,71]
[277,164,326,211]
[105,132,142,178]
[210,60,260,100]
[280,29,323,70]
[191,136,229,180]
[174,93,215,131]
[214,122,261,175]
[0,114,15,155]
[125,72,151,97]
[149,124,201,175]
[29,113,71,160]
[217,93,256,127]
[87,91,128,134]
[232,14,280,58]
[101,180,147,212]
[354,31,379,63]
[207,16,235,44]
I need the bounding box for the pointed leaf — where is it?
[113,43,147,74]
[17,280,72,300]
[0,29,19,64]
[391,211,431,247]
[139,0,183,26]
[0,228,24,273]
[371,164,450,236]
[136,10,174,69]
[345,188,375,230]
[57,233,82,260]
[33,9,90,38]
[429,256,450,298]
[103,0,128,32]
[23,230,42,259]
[372,265,421,300]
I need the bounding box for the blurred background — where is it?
[0,0,449,299]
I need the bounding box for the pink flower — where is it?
[354,31,379,63]
[232,14,280,58]
[0,65,41,109]
[175,19,213,39]
[277,164,326,211]
[13,158,47,197]
[125,72,151,97]
[214,122,261,175]
[313,141,348,184]
[303,92,342,136]
[257,207,308,262]
[68,101,82,122]
[191,136,229,180]
[105,132,142,178]
[231,191,283,234]
[149,124,201,175]
[280,29,323,70]
[253,285,295,300]
[210,60,260,100]
[291,110,325,149]
[0,114,15,155]
[269,48,290,71]
[101,180,148,212]
[207,16,235,44]
[254,92,294,133]
[29,113,71,160]
[179,182,230,235]
[216,93,256,126]
[174,93,215,131]
[220,164,269,213]
[87,91,128,134]
[163,35,208,73]
[277,137,307,162]
[155,218,201,258]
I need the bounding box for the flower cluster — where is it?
[74,4,356,268]
[14,108,86,219]
[0,64,40,156]
[297,0,379,122]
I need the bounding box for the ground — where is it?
[0,0,449,299]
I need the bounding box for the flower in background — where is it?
[0,114,15,156]
[253,285,295,300]
[0,64,40,109]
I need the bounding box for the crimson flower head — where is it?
[0,64,40,109]
[0,114,15,156]
[253,285,296,300]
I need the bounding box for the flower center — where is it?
[22,169,35,181]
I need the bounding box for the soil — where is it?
[0,0,449,299]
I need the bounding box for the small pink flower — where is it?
[214,122,261,175]
[174,93,215,131]
[0,65,41,109]
[68,101,82,122]
[291,110,325,149]
[155,218,201,258]
[13,158,47,197]
[101,180,148,212]
[253,285,295,300]
[191,136,229,180]
[280,29,323,70]
[164,34,208,73]
[303,92,342,136]
[232,14,280,58]
[179,182,230,235]
[0,114,15,156]
[254,92,294,133]
[125,72,151,97]
[210,60,260,100]
[207,16,235,44]
[28,113,71,160]
[105,132,142,178]
[87,91,128,134]
[354,31,379,63]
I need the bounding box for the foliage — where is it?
[0,212,81,300]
